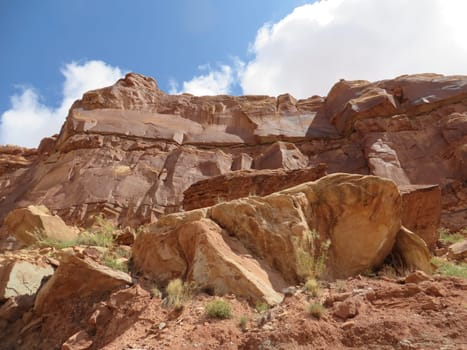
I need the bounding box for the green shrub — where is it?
[439,227,466,245]
[304,278,320,297]
[205,299,232,319]
[432,257,467,278]
[102,253,128,272]
[37,236,77,249]
[255,302,269,313]
[238,315,248,331]
[307,302,326,319]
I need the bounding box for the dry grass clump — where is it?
[308,302,326,319]
[205,299,233,319]
[166,278,194,307]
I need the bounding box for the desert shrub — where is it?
[431,257,467,278]
[297,229,330,280]
[439,227,466,245]
[77,215,116,248]
[102,252,128,272]
[205,299,232,319]
[166,278,194,307]
[304,277,320,297]
[37,236,77,249]
[255,302,269,313]
[238,315,248,331]
[307,302,326,319]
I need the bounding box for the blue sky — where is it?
[0,0,307,112]
[1,0,467,147]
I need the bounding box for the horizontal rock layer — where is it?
[0,73,465,231]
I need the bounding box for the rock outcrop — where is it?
[3,205,78,247]
[0,73,465,231]
[183,164,327,210]
[0,253,53,299]
[133,173,408,303]
[34,252,132,314]
[399,185,441,250]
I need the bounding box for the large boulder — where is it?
[4,205,78,246]
[133,173,401,303]
[34,253,132,314]
[399,185,441,250]
[448,239,467,262]
[0,256,53,300]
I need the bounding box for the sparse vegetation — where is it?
[37,236,77,249]
[296,229,330,280]
[102,252,128,272]
[77,215,115,247]
[308,302,326,319]
[431,257,467,279]
[255,302,269,313]
[151,285,162,298]
[378,264,399,279]
[238,315,248,331]
[166,278,194,308]
[205,299,233,319]
[439,227,466,245]
[304,277,320,297]
[35,215,117,249]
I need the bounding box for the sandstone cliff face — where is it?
[0,72,465,231]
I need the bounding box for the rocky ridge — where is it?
[0,72,466,349]
[0,73,465,230]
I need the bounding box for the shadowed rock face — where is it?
[0,72,465,231]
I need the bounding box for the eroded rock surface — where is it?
[4,205,78,247]
[0,72,465,231]
[183,164,327,210]
[133,173,403,303]
[34,252,132,314]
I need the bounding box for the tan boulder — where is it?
[447,239,467,262]
[34,253,132,314]
[134,218,285,305]
[134,173,402,303]
[4,205,78,246]
[392,226,433,274]
[0,258,53,299]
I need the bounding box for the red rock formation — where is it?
[0,72,465,231]
[182,164,326,211]
[399,185,441,249]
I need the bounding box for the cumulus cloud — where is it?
[241,0,467,98]
[0,60,124,148]
[169,60,244,96]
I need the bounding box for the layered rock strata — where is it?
[0,73,465,231]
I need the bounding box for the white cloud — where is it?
[241,0,467,98]
[0,60,124,148]
[169,63,238,96]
